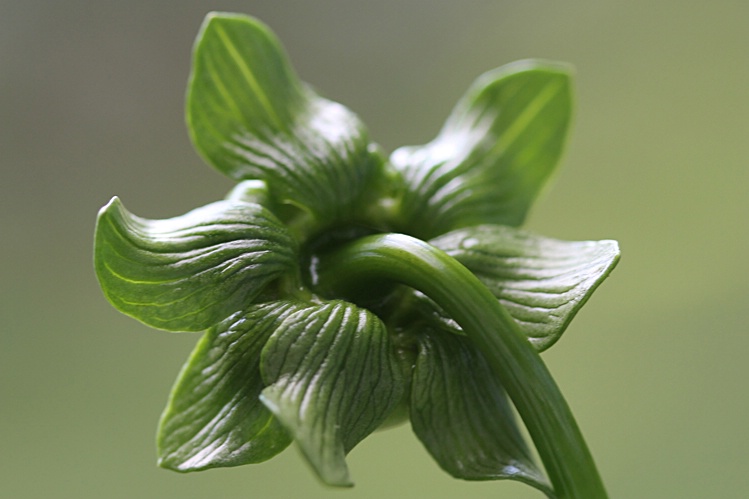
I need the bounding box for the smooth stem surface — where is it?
[316,233,607,499]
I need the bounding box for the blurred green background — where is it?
[2,1,747,498]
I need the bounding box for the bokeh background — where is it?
[2,1,747,498]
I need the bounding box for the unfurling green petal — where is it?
[391,61,572,239]
[410,326,552,495]
[94,197,297,331]
[426,225,620,350]
[158,301,310,471]
[188,13,386,224]
[259,301,406,486]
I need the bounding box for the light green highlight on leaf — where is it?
[224,179,272,206]
[212,21,283,129]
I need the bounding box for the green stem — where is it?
[315,233,607,499]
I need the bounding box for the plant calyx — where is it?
[94,12,619,498]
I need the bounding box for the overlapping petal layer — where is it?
[94,197,296,331]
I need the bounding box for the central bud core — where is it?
[299,224,395,306]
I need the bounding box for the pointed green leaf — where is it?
[391,60,572,239]
[410,326,552,494]
[427,225,620,350]
[188,12,385,223]
[259,301,405,486]
[158,301,309,471]
[94,197,297,331]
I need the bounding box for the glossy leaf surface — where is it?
[410,327,552,494]
[94,197,296,331]
[427,225,620,350]
[260,302,405,486]
[158,301,308,471]
[391,61,572,239]
[188,13,384,223]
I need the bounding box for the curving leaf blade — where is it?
[427,225,620,350]
[410,326,553,495]
[391,60,572,239]
[259,301,405,486]
[188,12,385,223]
[94,197,296,332]
[158,301,309,471]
